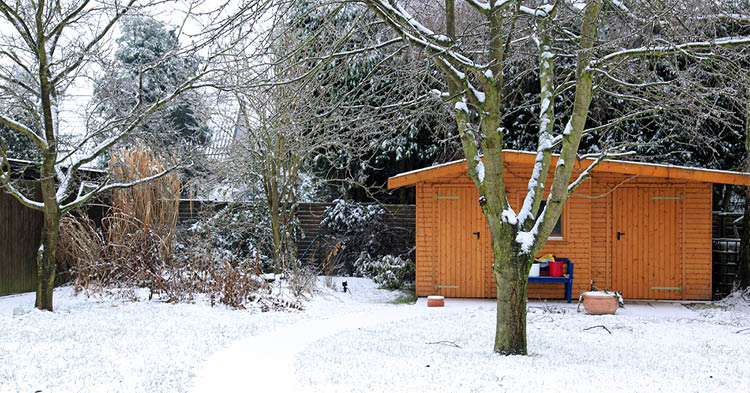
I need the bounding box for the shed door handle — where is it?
[473,231,480,240]
[617,231,625,240]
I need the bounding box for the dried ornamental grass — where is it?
[108,144,181,261]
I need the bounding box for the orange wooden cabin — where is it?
[388,150,750,301]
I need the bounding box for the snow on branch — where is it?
[60,164,181,213]
[366,0,478,69]
[590,67,670,89]
[593,36,750,66]
[392,2,451,44]
[519,4,554,18]
[464,0,491,12]
[0,113,46,149]
[566,151,636,195]
[0,149,44,210]
[567,153,607,194]
[517,134,554,229]
[464,0,513,13]
[607,0,647,24]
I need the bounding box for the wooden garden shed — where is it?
[388,150,750,301]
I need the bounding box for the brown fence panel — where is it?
[176,201,416,264]
[1,182,43,296]
[177,200,229,226]
[297,203,416,265]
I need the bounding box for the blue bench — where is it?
[528,258,574,303]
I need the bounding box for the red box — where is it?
[549,261,563,277]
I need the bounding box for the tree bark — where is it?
[35,151,61,310]
[35,6,60,311]
[35,205,60,311]
[493,251,529,355]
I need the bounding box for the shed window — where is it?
[539,200,563,238]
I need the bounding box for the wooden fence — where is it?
[296,203,416,265]
[1,197,415,296]
[0,182,43,296]
[712,212,743,299]
[175,200,417,264]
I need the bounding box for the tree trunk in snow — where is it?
[35,206,60,311]
[493,252,529,355]
[36,148,61,311]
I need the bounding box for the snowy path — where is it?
[5,282,749,393]
[189,305,423,392]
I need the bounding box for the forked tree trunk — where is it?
[485,212,531,354]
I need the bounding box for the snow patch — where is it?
[563,119,573,135]
[502,206,517,225]
[515,230,536,253]
[475,158,485,183]
[455,101,469,114]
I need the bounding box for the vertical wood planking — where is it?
[413,163,714,300]
[1,182,43,296]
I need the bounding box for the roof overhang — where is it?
[388,150,750,189]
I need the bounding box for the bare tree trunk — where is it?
[36,157,60,311]
[493,252,529,354]
[265,172,283,274]
[720,185,733,212]
[35,24,59,310]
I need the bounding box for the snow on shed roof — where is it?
[388,150,750,189]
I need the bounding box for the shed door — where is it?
[612,187,683,299]
[435,186,485,297]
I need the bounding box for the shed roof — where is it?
[388,150,750,189]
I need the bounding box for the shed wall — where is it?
[413,162,713,300]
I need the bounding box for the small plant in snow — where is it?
[352,251,377,277]
[369,255,415,290]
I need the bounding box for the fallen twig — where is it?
[735,328,750,334]
[583,325,612,334]
[426,340,461,348]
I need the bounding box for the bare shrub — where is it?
[175,233,303,310]
[57,214,106,291]
[206,258,264,309]
[287,260,318,298]
[61,145,305,310]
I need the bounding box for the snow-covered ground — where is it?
[2,279,750,393]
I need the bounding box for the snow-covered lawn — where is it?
[2,278,750,393]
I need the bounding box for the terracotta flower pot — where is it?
[427,295,444,307]
[582,292,618,315]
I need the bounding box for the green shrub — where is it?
[370,255,415,290]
